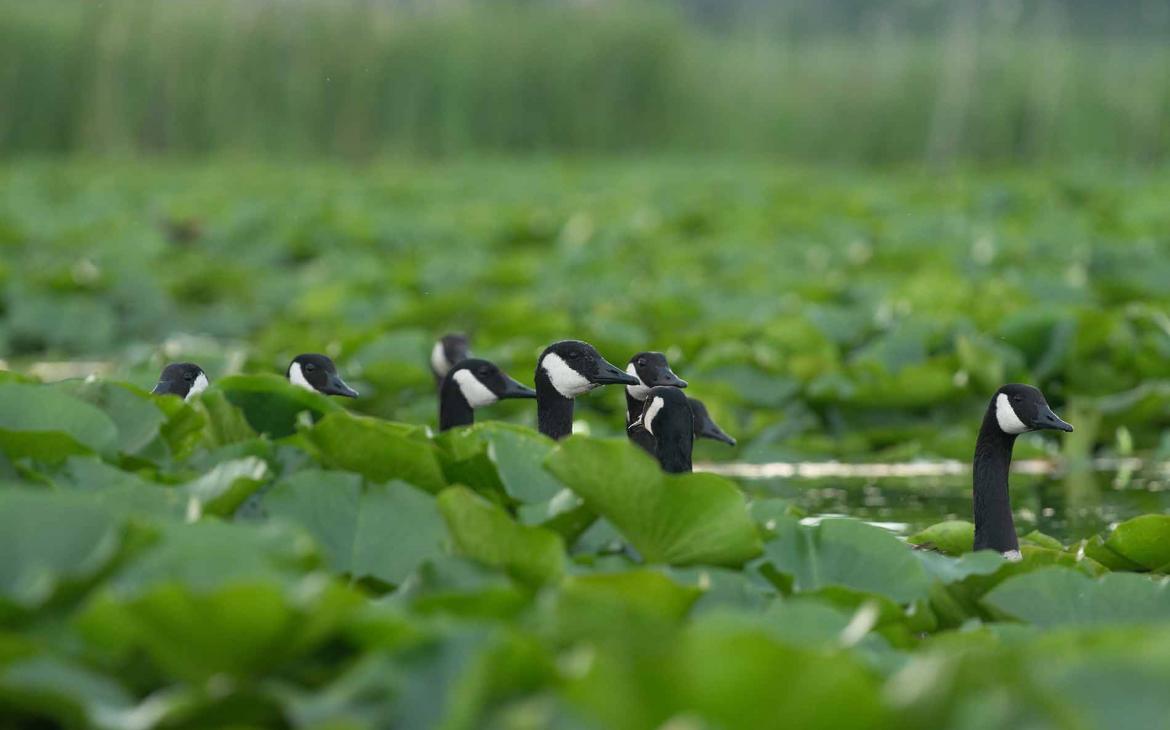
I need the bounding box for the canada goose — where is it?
[431,334,471,389]
[439,358,537,431]
[973,384,1073,558]
[287,354,358,398]
[151,363,208,400]
[687,397,736,446]
[630,386,693,473]
[535,340,639,440]
[624,352,687,453]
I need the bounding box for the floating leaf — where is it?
[216,375,341,438]
[764,517,933,605]
[906,520,974,556]
[0,491,121,609]
[1104,515,1170,571]
[182,457,269,516]
[307,412,446,492]
[264,470,446,585]
[546,437,761,567]
[983,567,1170,626]
[0,383,118,462]
[437,486,564,587]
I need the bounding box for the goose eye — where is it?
[1012,395,1023,403]
[478,367,491,376]
[637,358,646,367]
[568,351,581,360]
[305,364,316,372]
[185,374,195,382]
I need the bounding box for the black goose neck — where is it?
[654,424,693,474]
[536,369,574,440]
[972,406,1019,553]
[625,391,656,454]
[438,379,474,431]
[625,391,643,426]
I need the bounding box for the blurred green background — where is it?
[3,0,1170,461]
[2,0,1169,164]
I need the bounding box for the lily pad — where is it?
[0,383,119,462]
[264,470,447,585]
[307,412,446,492]
[216,375,342,438]
[0,490,122,609]
[983,567,1170,626]
[546,437,762,567]
[764,517,933,605]
[906,520,974,556]
[437,486,564,587]
[1104,515,1170,571]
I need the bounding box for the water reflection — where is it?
[707,460,1170,542]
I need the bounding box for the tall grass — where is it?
[1,0,1168,164]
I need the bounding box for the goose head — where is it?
[688,397,736,446]
[992,384,1073,435]
[536,340,639,398]
[625,351,687,401]
[431,333,471,382]
[151,362,208,401]
[445,358,536,407]
[287,354,358,398]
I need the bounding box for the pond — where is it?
[707,460,1170,543]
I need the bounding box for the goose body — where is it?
[439,358,536,431]
[631,386,694,473]
[151,363,208,401]
[972,384,1073,557]
[287,354,358,398]
[535,340,639,440]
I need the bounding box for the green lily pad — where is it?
[306,411,446,492]
[435,422,564,509]
[545,436,762,567]
[182,457,269,516]
[1104,515,1170,571]
[906,520,974,556]
[1081,534,1145,572]
[0,383,119,462]
[0,490,122,609]
[0,655,134,730]
[437,486,564,587]
[264,470,447,585]
[983,567,1170,626]
[216,374,342,438]
[764,517,933,605]
[61,381,166,459]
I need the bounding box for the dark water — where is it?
[728,466,1170,542]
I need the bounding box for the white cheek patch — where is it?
[431,342,452,377]
[185,372,209,400]
[995,393,1029,435]
[625,363,651,401]
[642,396,665,435]
[452,369,498,408]
[288,362,315,392]
[1002,549,1023,562]
[541,352,593,398]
